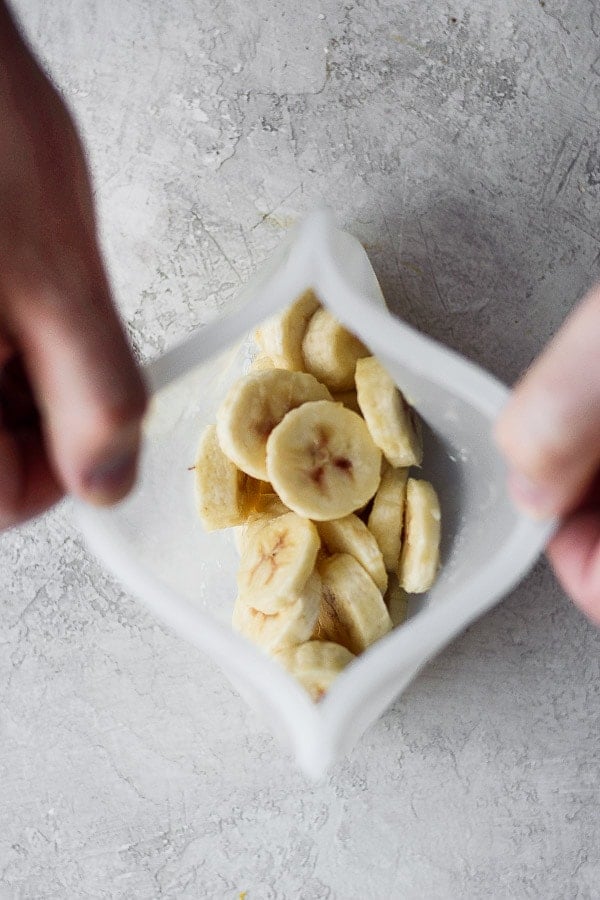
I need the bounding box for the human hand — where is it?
[0,3,147,530]
[495,285,600,625]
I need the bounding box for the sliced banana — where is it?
[385,576,410,628]
[216,369,332,480]
[331,389,361,415]
[237,512,320,613]
[194,425,256,530]
[255,289,321,370]
[318,514,388,593]
[398,479,441,593]
[266,400,381,521]
[314,553,392,654]
[273,640,355,702]
[241,473,267,513]
[232,572,321,654]
[234,494,290,553]
[367,464,409,572]
[250,352,277,372]
[355,356,423,467]
[302,309,368,391]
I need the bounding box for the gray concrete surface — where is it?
[1,0,600,896]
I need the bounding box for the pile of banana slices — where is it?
[195,291,441,702]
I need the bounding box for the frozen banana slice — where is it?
[194,425,257,530]
[266,400,381,521]
[367,464,409,572]
[250,352,277,372]
[302,309,369,391]
[237,512,320,614]
[216,369,332,480]
[255,289,321,370]
[232,572,321,654]
[331,389,361,415]
[253,488,287,510]
[313,553,392,655]
[398,479,441,593]
[385,576,410,628]
[274,640,355,702]
[234,494,290,553]
[317,514,388,593]
[355,356,423,467]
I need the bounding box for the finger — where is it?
[547,511,600,626]
[17,428,64,519]
[6,265,147,506]
[0,345,21,521]
[0,428,63,530]
[0,353,40,429]
[0,427,23,523]
[0,353,63,527]
[495,285,600,517]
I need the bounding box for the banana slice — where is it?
[274,640,355,702]
[355,356,423,467]
[331,389,361,415]
[266,400,381,521]
[385,576,410,627]
[317,514,388,593]
[302,309,368,391]
[216,369,332,480]
[367,464,409,572]
[250,352,277,372]
[241,473,267,512]
[313,553,392,654]
[254,489,288,512]
[233,516,259,554]
[398,479,441,593]
[194,425,256,530]
[255,289,321,370]
[232,572,321,654]
[237,512,320,613]
[234,494,290,553]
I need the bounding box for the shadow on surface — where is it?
[363,194,584,387]
[388,555,599,725]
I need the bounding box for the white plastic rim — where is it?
[77,210,556,779]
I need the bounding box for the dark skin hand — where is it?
[0,1,147,529]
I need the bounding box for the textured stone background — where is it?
[1,1,600,897]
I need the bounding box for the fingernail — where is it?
[83,434,139,505]
[507,470,556,518]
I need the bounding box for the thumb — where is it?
[9,269,147,506]
[495,285,600,518]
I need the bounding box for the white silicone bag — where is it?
[77,211,553,778]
